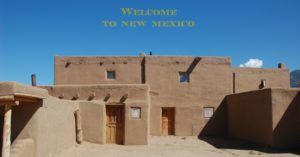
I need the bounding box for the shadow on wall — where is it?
[198,98,228,137]
[197,98,256,149]
[198,94,300,155]
[11,101,42,143]
[273,91,300,149]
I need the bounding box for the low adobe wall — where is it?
[227,89,273,146]
[11,96,78,157]
[0,82,79,157]
[79,101,105,144]
[271,88,300,148]
[227,88,300,148]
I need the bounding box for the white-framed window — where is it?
[179,72,189,83]
[106,70,116,80]
[130,107,141,119]
[203,107,214,118]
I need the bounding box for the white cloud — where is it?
[239,58,263,68]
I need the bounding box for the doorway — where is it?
[106,105,124,144]
[161,107,175,135]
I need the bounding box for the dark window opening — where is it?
[259,79,266,89]
[179,72,189,83]
[107,71,116,80]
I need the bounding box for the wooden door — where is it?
[106,105,124,144]
[161,108,175,135]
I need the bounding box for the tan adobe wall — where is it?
[0,82,48,97]
[11,97,78,157]
[52,56,290,138]
[227,89,273,146]
[79,101,105,144]
[54,56,144,85]
[41,84,150,145]
[271,88,300,148]
[145,56,232,136]
[227,88,300,148]
[41,84,149,102]
[233,68,290,93]
[123,100,149,145]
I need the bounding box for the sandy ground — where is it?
[54,136,299,157]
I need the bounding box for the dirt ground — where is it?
[54,136,299,157]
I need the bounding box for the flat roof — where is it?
[0,82,48,103]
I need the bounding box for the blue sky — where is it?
[0,0,300,85]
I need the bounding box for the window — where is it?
[130,107,141,119]
[203,107,214,118]
[179,72,189,83]
[106,71,116,80]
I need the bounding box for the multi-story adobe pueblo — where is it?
[0,55,299,157]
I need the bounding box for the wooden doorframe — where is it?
[161,107,175,136]
[105,104,125,144]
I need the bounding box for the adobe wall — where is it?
[123,100,149,145]
[54,56,144,85]
[42,84,149,103]
[271,88,300,148]
[79,101,105,144]
[227,89,273,146]
[226,88,300,148]
[52,56,290,137]
[79,100,149,145]
[145,56,232,136]
[11,96,78,157]
[233,68,290,93]
[42,84,150,145]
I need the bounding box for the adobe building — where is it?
[51,56,290,136]
[0,55,299,157]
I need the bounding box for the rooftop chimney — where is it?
[31,74,37,86]
[278,63,286,69]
